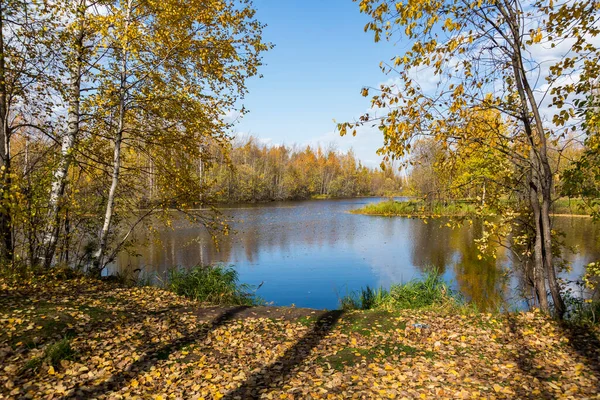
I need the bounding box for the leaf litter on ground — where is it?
[1,275,599,399]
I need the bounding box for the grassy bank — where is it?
[353,198,595,217]
[309,194,403,200]
[552,197,595,216]
[1,272,600,398]
[352,200,479,217]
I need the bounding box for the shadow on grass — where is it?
[559,323,600,390]
[505,315,554,399]
[64,306,248,399]
[223,310,343,399]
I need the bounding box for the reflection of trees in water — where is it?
[114,204,362,273]
[508,217,600,308]
[408,218,508,310]
[410,219,455,273]
[450,220,509,311]
[112,204,599,310]
[554,217,600,262]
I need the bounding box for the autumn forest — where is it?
[2,0,600,398]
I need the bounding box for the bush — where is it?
[384,270,460,310]
[563,280,600,325]
[167,265,259,306]
[340,269,464,311]
[340,286,388,310]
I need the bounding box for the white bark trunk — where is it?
[0,3,12,262]
[92,0,132,273]
[41,60,81,268]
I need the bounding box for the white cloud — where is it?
[223,109,243,124]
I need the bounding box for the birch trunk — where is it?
[41,65,81,268]
[92,0,131,274]
[92,127,123,272]
[0,3,12,262]
[41,5,85,268]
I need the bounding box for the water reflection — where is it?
[109,198,599,310]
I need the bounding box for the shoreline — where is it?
[349,199,595,219]
[1,274,599,398]
[350,210,594,218]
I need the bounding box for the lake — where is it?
[109,198,600,310]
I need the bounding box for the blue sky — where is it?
[234,0,398,167]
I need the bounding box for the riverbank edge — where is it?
[349,210,594,218]
[350,199,594,218]
[2,273,600,398]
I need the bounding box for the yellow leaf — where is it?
[493,384,502,393]
[48,366,55,375]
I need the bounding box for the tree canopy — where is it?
[340,0,600,317]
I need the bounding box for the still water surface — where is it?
[110,198,600,310]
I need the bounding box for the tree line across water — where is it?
[204,136,403,203]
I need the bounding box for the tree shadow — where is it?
[559,322,600,390]
[223,310,343,400]
[64,305,248,399]
[505,315,555,399]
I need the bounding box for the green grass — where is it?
[21,337,76,374]
[167,264,260,306]
[340,270,467,311]
[46,337,75,366]
[552,197,595,215]
[340,286,389,310]
[340,310,406,336]
[354,198,597,218]
[1,302,75,349]
[296,315,314,326]
[319,343,432,371]
[352,200,478,217]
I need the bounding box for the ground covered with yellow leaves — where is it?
[1,275,600,399]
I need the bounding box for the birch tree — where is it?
[88,0,270,273]
[40,0,101,268]
[0,0,54,263]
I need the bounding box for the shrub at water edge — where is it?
[167,265,259,306]
[340,269,465,311]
